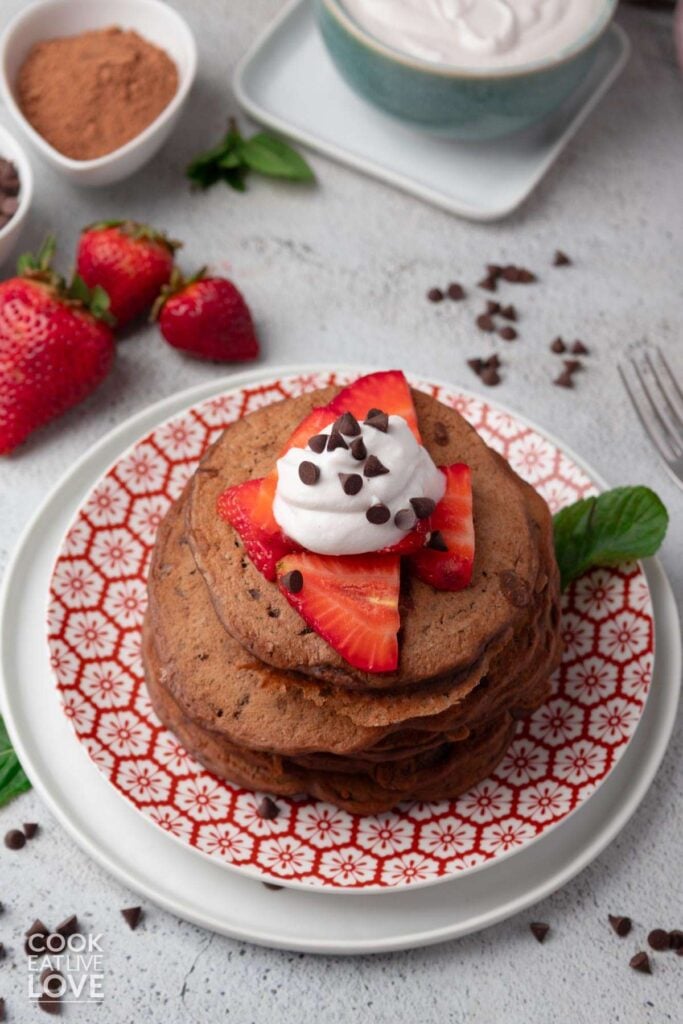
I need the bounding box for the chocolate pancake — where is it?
[188,387,542,689]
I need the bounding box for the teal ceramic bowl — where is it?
[317,0,617,140]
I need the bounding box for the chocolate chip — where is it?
[481,365,501,386]
[0,943,5,960]
[366,504,391,525]
[648,928,670,951]
[0,998,5,1023]
[609,915,632,937]
[394,508,416,531]
[518,268,537,283]
[248,588,261,600]
[487,354,501,369]
[553,370,574,389]
[366,407,384,418]
[4,829,25,850]
[335,412,361,436]
[467,358,484,376]
[364,455,389,477]
[25,920,49,955]
[433,421,449,446]
[563,359,582,374]
[410,497,435,520]
[339,473,363,495]
[499,570,531,607]
[364,411,389,433]
[23,822,38,839]
[327,429,348,452]
[447,282,465,300]
[485,300,500,315]
[669,930,683,951]
[55,915,78,940]
[41,968,64,994]
[121,906,142,930]
[553,250,571,266]
[38,993,60,1015]
[550,337,566,354]
[280,570,303,594]
[572,340,589,355]
[267,607,280,618]
[298,461,320,486]
[427,530,448,551]
[629,951,651,974]
[427,287,444,302]
[350,437,367,461]
[486,264,502,277]
[476,313,495,333]
[500,304,517,321]
[530,922,550,943]
[308,433,327,453]
[502,264,520,282]
[498,326,517,341]
[478,275,498,292]
[257,796,280,820]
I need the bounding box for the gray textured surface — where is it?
[0,1,682,1021]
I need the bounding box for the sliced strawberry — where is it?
[409,463,474,591]
[217,478,295,581]
[276,553,401,672]
[279,405,333,456]
[379,516,432,555]
[327,370,422,442]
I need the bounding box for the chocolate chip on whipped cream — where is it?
[364,410,389,432]
[350,437,367,461]
[308,433,327,453]
[339,472,363,496]
[364,455,389,478]
[327,428,348,452]
[394,508,416,531]
[298,461,320,486]
[410,497,435,520]
[335,411,361,436]
[366,504,391,525]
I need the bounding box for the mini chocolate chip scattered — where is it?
[648,928,670,951]
[500,304,517,321]
[394,508,416,531]
[517,268,537,283]
[629,951,651,974]
[487,264,503,278]
[23,823,38,839]
[427,530,448,552]
[267,607,280,618]
[553,370,574,389]
[121,906,143,931]
[563,359,582,374]
[280,570,303,594]
[609,915,632,937]
[433,421,449,446]
[468,358,485,375]
[502,265,520,282]
[572,340,589,355]
[427,287,444,302]
[339,472,363,496]
[298,460,320,486]
[350,437,367,461]
[364,411,389,433]
[335,411,361,436]
[327,428,348,452]
[262,882,284,891]
[0,996,5,1022]
[447,282,465,300]
[0,943,5,960]
[366,504,391,525]
[25,920,49,956]
[530,922,550,943]
[257,796,280,820]
[248,588,261,600]
[477,275,498,293]
[308,433,327,454]
[410,497,435,520]
[481,365,501,386]
[38,993,60,1016]
[669,930,683,951]
[486,300,501,315]
[550,337,566,354]
[554,250,571,266]
[4,829,25,850]
[476,313,496,333]
[499,326,517,341]
[364,454,389,478]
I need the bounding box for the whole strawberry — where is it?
[0,236,115,455]
[77,220,180,327]
[154,270,259,362]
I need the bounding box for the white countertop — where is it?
[0,2,681,1021]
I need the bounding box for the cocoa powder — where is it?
[17,26,178,161]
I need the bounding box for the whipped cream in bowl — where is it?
[273,412,446,555]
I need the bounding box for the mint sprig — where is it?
[187,119,314,192]
[553,486,668,590]
[0,715,31,808]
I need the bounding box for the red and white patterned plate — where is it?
[47,372,654,892]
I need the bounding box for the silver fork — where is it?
[618,347,683,489]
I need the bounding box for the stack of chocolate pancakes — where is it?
[143,385,562,813]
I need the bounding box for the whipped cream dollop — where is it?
[273,412,446,555]
[342,0,603,69]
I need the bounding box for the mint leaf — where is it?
[0,715,31,808]
[238,134,314,182]
[553,486,668,590]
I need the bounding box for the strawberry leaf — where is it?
[0,715,31,808]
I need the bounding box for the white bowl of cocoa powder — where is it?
[0,0,197,187]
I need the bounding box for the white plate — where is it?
[1,367,679,953]
[234,1,630,222]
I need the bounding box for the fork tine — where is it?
[654,347,683,415]
[618,363,678,463]
[629,357,683,456]
[643,350,683,435]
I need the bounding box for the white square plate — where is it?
[234,0,630,222]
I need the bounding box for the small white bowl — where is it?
[0,121,33,267]
[0,0,197,187]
